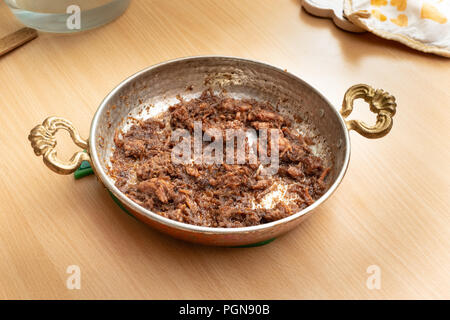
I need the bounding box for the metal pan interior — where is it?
[90,56,349,224]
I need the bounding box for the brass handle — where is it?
[28,117,90,174]
[341,84,397,139]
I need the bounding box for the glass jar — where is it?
[4,0,131,33]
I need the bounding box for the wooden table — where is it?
[0,0,448,299]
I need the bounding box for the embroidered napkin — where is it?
[344,0,450,57]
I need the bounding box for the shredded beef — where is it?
[109,90,331,228]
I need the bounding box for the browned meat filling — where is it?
[109,90,331,228]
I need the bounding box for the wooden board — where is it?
[0,0,449,299]
[302,0,365,32]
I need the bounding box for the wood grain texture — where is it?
[0,0,449,299]
[0,27,38,57]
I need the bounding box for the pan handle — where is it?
[28,117,90,174]
[340,84,397,138]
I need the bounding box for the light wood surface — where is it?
[0,27,38,57]
[0,0,449,299]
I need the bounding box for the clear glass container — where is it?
[4,0,130,33]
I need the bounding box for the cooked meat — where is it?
[109,90,331,228]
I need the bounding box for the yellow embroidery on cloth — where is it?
[370,0,387,7]
[372,8,388,20]
[371,0,388,6]
[421,3,448,23]
[391,0,407,11]
[344,0,450,57]
[390,13,409,25]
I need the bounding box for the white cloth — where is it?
[344,0,450,57]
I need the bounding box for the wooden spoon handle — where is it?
[0,27,38,57]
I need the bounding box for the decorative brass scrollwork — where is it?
[28,117,90,174]
[341,84,397,139]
